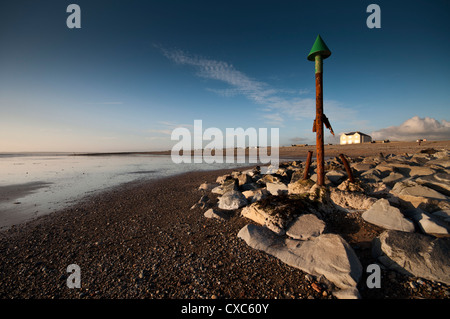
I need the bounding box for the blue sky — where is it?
[0,0,449,152]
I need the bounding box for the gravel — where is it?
[1,168,449,299]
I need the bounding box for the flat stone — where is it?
[238,224,362,298]
[372,230,450,285]
[217,190,247,210]
[266,182,288,196]
[415,173,450,196]
[351,163,374,173]
[390,181,448,209]
[408,166,435,177]
[404,208,450,236]
[362,199,415,232]
[285,214,325,240]
[382,172,406,187]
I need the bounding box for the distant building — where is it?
[340,132,372,145]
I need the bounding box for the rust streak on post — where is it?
[339,153,355,183]
[303,151,313,180]
[315,68,325,186]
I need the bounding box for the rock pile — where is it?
[198,149,450,299]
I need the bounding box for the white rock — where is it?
[373,230,450,285]
[362,199,415,232]
[217,190,248,210]
[238,224,362,298]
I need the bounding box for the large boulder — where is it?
[238,224,362,299]
[217,190,247,210]
[372,230,450,285]
[361,199,415,232]
[212,178,238,195]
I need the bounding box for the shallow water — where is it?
[0,153,251,229]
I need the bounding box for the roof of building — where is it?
[342,131,371,137]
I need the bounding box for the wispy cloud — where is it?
[372,116,450,141]
[146,121,195,136]
[84,102,124,105]
[157,46,358,130]
[157,46,326,125]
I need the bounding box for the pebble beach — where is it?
[1,141,449,300]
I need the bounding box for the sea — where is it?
[0,153,252,229]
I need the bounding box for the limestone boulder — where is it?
[238,224,363,298]
[361,199,415,232]
[372,230,450,285]
[217,190,247,210]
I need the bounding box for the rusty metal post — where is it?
[303,150,313,180]
[339,153,355,183]
[308,35,331,186]
[315,56,325,186]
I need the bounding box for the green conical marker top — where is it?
[307,34,332,61]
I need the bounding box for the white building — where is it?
[340,132,372,145]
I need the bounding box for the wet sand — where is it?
[0,182,52,202]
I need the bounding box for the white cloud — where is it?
[261,113,284,126]
[85,102,123,105]
[158,46,359,130]
[158,47,319,125]
[371,116,450,141]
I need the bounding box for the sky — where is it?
[0,0,449,152]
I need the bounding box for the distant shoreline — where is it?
[73,140,450,158]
